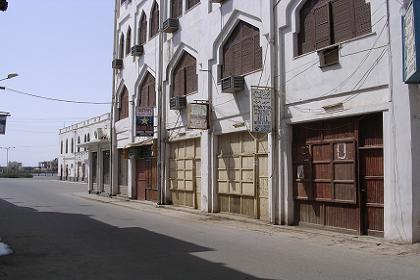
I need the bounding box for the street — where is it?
[0,178,419,280]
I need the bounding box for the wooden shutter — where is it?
[314,3,332,50]
[354,0,372,37]
[150,2,159,38]
[126,27,131,56]
[173,68,185,97]
[185,65,197,94]
[299,4,316,55]
[232,42,242,75]
[172,53,197,96]
[187,0,200,9]
[139,13,147,45]
[171,0,182,18]
[254,33,262,70]
[119,34,124,59]
[241,36,254,74]
[119,88,129,120]
[331,0,355,43]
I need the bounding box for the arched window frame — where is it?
[71,138,74,153]
[126,27,132,56]
[222,20,262,78]
[297,0,372,55]
[138,72,156,108]
[119,33,125,59]
[65,139,68,153]
[150,1,159,38]
[172,52,198,97]
[139,12,147,45]
[117,86,129,120]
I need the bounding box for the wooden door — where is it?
[359,113,384,236]
[136,159,147,201]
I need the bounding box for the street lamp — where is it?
[0,146,16,172]
[0,73,18,82]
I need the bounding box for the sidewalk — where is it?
[74,192,420,258]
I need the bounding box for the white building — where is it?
[109,0,420,243]
[58,113,111,194]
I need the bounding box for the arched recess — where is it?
[150,1,159,38]
[126,27,132,56]
[116,84,129,121]
[139,12,147,45]
[222,20,262,78]
[119,33,125,59]
[171,51,198,97]
[138,72,156,108]
[297,0,372,55]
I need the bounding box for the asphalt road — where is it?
[0,178,419,280]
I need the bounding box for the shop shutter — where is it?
[354,0,372,36]
[139,13,147,45]
[314,3,332,50]
[150,2,159,38]
[331,0,355,43]
[171,0,182,18]
[187,0,200,9]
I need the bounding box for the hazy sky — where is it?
[0,0,114,166]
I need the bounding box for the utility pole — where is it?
[0,146,15,172]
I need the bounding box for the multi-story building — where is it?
[58,113,111,193]
[109,0,420,243]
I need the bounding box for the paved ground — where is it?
[0,178,419,280]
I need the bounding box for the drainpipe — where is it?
[110,0,119,196]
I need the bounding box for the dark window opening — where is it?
[139,12,147,45]
[126,27,132,56]
[150,1,159,38]
[172,52,198,97]
[118,86,129,120]
[139,72,156,108]
[171,0,182,18]
[186,0,200,10]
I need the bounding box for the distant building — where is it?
[58,113,110,193]
[7,161,23,171]
[38,159,58,173]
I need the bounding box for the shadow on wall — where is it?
[0,199,273,280]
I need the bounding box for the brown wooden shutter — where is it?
[299,5,316,55]
[171,0,182,18]
[139,13,147,45]
[149,81,156,107]
[126,27,131,56]
[150,2,159,38]
[173,69,185,97]
[119,88,129,120]
[185,65,197,94]
[254,33,262,70]
[119,34,124,59]
[232,42,242,75]
[187,0,199,9]
[314,3,332,50]
[241,36,254,74]
[354,0,372,37]
[331,0,355,43]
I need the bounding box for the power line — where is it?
[3,87,112,105]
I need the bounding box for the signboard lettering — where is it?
[136,107,154,137]
[250,86,273,133]
[188,103,209,130]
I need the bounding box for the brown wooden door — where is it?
[359,114,384,236]
[136,158,158,202]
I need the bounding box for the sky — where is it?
[0,0,115,166]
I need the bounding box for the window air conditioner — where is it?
[221,76,245,93]
[162,18,179,33]
[131,45,144,57]
[112,59,123,70]
[170,96,187,110]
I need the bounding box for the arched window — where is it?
[138,72,156,108]
[84,134,87,143]
[77,136,81,152]
[119,33,125,59]
[171,0,182,18]
[298,0,372,55]
[139,12,147,45]
[126,27,131,56]
[118,86,129,120]
[65,139,68,153]
[172,52,198,97]
[61,140,63,154]
[71,138,74,153]
[186,0,200,10]
[222,21,262,78]
[150,1,159,38]
[87,133,91,142]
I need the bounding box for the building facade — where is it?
[58,113,111,194]
[109,0,420,243]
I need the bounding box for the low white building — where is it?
[58,113,111,193]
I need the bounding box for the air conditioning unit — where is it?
[112,59,123,70]
[0,0,8,12]
[221,76,245,93]
[318,46,339,68]
[131,45,144,56]
[210,0,224,3]
[170,96,187,110]
[162,18,179,33]
[97,128,104,139]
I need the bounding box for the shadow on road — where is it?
[0,199,272,280]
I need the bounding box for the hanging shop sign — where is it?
[0,113,9,135]
[136,107,154,137]
[250,86,273,133]
[403,0,420,83]
[187,102,209,130]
